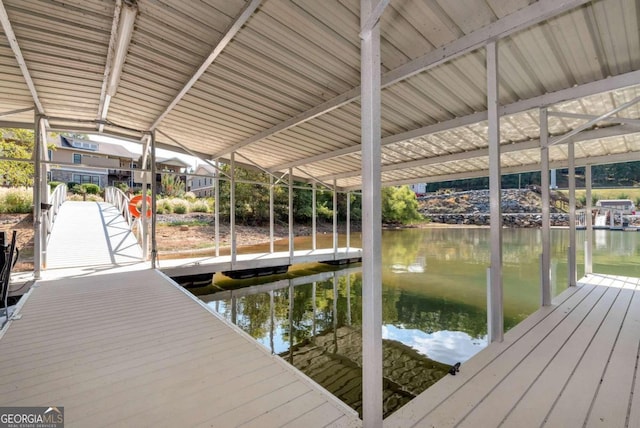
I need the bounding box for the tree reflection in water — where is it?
[199,228,640,417]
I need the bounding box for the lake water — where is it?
[197,228,640,417]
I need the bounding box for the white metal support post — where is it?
[312,182,317,250]
[230,153,237,265]
[269,174,274,253]
[568,143,577,286]
[214,160,220,257]
[33,113,43,279]
[333,179,338,255]
[346,191,351,250]
[150,130,158,268]
[487,41,504,343]
[540,108,551,306]
[585,165,593,274]
[289,168,294,261]
[361,0,385,425]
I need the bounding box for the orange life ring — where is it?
[128,195,152,218]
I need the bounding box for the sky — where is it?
[90,134,200,170]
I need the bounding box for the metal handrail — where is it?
[104,187,144,250]
[104,186,133,227]
[43,183,67,242]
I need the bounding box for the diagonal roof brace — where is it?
[149,0,262,131]
[0,0,45,114]
[549,95,640,146]
[212,0,590,159]
[269,69,640,172]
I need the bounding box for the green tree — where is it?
[381,185,422,224]
[0,128,35,186]
[160,173,185,197]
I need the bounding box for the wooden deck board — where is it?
[543,285,636,427]
[384,279,599,428]
[460,284,621,428]
[499,286,628,427]
[386,273,640,428]
[0,269,360,427]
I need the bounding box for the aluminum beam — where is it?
[549,111,640,127]
[550,96,640,146]
[33,114,43,278]
[540,108,551,306]
[585,165,593,275]
[218,0,588,160]
[487,42,503,343]
[230,153,237,265]
[568,142,577,286]
[150,130,158,268]
[321,123,640,182]
[215,160,220,257]
[0,1,45,114]
[361,0,384,425]
[289,168,294,260]
[271,69,640,173]
[333,179,338,255]
[149,0,261,131]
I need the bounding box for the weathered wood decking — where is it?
[0,269,360,427]
[385,273,640,427]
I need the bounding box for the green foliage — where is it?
[171,198,189,214]
[115,182,129,193]
[381,185,422,224]
[161,174,185,197]
[191,200,209,213]
[0,129,34,187]
[183,191,196,202]
[48,181,62,190]
[81,183,100,195]
[0,187,32,213]
[156,198,173,214]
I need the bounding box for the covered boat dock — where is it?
[2,0,640,426]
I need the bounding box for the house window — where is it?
[47,149,53,161]
[73,153,82,164]
[72,174,100,185]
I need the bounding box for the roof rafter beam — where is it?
[345,150,640,191]
[97,0,124,132]
[0,0,45,114]
[0,107,33,118]
[550,95,640,146]
[322,124,640,181]
[149,0,261,131]
[270,69,640,172]
[549,111,640,127]
[214,0,589,159]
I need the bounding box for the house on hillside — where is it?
[48,136,137,188]
[133,156,190,193]
[188,163,216,197]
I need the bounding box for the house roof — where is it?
[1,0,639,190]
[53,135,137,159]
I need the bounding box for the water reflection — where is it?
[198,228,640,417]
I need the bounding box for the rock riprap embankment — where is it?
[419,189,570,227]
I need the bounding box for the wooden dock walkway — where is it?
[0,269,360,427]
[158,248,362,278]
[45,201,142,269]
[385,273,640,427]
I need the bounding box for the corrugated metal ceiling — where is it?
[0,0,639,190]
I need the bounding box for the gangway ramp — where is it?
[45,201,142,269]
